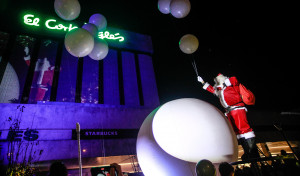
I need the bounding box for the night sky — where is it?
[0,0,298,113]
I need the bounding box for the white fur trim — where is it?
[236,134,244,139]
[243,131,255,139]
[203,82,210,90]
[224,78,231,86]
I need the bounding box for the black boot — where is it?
[246,137,260,159]
[240,137,260,160]
[238,138,250,161]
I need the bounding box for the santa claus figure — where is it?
[197,73,259,160]
[30,57,55,102]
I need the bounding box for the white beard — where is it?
[214,74,227,88]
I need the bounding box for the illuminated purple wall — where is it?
[81,56,99,104]
[0,103,154,164]
[103,49,120,105]
[0,27,159,167]
[139,54,160,107]
[0,27,159,108]
[56,48,78,102]
[122,51,140,106]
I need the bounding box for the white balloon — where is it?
[82,23,98,37]
[158,0,171,14]
[152,98,238,163]
[88,39,109,60]
[170,0,191,18]
[54,0,81,21]
[64,28,94,57]
[137,108,196,176]
[89,13,107,31]
[179,34,199,54]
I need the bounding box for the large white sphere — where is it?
[152,98,238,163]
[137,108,196,176]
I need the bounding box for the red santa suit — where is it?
[203,76,255,139]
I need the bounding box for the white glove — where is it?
[197,76,204,84]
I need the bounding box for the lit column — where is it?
[122,51,139,106]
[138,54,159,107]
[103,49,120,105]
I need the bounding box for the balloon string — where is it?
[191,60,197,75]
[191,57,199,77]
[191,61,196,75]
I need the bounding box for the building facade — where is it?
[0,10,159,174]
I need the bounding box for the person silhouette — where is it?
[219,162,234,176]
[49,161,68,176]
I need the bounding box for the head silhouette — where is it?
[49,161,68,176]
[219,162,234,176]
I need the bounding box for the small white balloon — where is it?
[152,98,238,163]
[179,34,199,54]
[89,13,107,31]
[170,0,191,18]
[88,39,109,60]
[82,23,98,37]
[54,0,81,21]
[64,28,94,57]
[158,0,171,14]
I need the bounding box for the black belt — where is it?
[226,106,244,112]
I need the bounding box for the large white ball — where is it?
[136,108,196,176]
[152,98,238,163]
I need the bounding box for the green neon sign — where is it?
[23,14,125,42]
[24,14,77,31]
[45,19,78,31]
[98,31,124,42]
[24,14,40,26]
